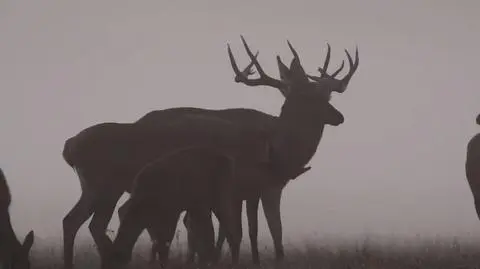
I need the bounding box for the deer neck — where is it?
[269,99,326,176]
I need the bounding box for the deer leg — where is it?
[224,199,243,265]
[261,185,285,261]
[213,222,226,263]
[183,211,198,264]
[119,199,159,264]
[246,196,260,265]
[88,191,122,263]
[148,210,181,269]
[146,229,158,264]
[62,192,95,269]
[188,208,215,269]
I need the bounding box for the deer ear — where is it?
[289,58,309,84]
[22,230,34,253]
[277,55,290,82]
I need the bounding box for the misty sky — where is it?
[1,0,480,245]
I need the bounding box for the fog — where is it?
[1,0,479,245]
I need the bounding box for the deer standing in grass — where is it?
[106,147,243,269]
[62,114,277,268]
[466,114,480,220]
[108,35,356,263]
[62,36,358,268]
[143,37,358,264]
[119,37,358,265]
[0,168,35,269]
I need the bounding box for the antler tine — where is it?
[287,40,300,61]
[309,44,359,93]
[228,36,287,96]
[240,51,259,77]
[335,46,359,92]
[240,35,267,76]
[317,60,345,79]
[330,60,345,78]
[228,44,259,82]
[227,44,242,82]
[318,43,331,75]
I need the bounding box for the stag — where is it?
[134,37,358,264]
[105,146,244,269]
[116,37,358,265]
[466,114,480,219]
[0,168,35,269]
[111,37,358,268]
[62,36,358,268]
[137,37,358,266]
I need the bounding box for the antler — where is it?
[228,36,288,97]
[308,44,359,93]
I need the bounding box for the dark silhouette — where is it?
[466,114,480,222]
[169,36,359,264]
[106,146,241,269]
[0,168,35,269]
[62,116,272,268]
[119,38,357,265]
[61,36,358,268]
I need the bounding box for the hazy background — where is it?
[1,0,479,246]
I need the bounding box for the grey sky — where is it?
[1,0,479,243]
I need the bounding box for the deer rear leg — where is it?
[261,185,285,261]
[62,193,95,269]
[88,191,122,263]
[246,196,260,265]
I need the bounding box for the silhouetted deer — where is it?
[0,168,35,269]
[62,36,358,268]
[122,37,358,265]
[62,114,274,267]
[165,36,359,264]
[105,146,242,269]
[466,114,480,221]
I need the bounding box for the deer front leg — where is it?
[261,184,285,261]
[118,199,162,264]
[214,198,243,266]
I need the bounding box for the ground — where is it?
[30,236,480,269]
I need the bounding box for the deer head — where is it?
[227,35,358,127]
[227,36,359,176]
[8,231,35,269]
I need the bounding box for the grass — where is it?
[29,236,480,269]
